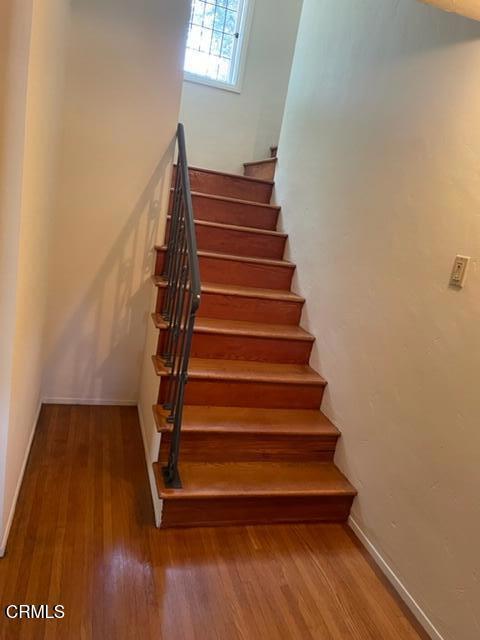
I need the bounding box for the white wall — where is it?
[179,0,303,174]
[0,0,30,555]
[0,0,68,554]
[42,0,190,404]
[275,1,480,639]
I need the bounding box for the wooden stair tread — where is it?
[156,245,295,270]
[152,314,314,341]
[153,356,326,386]
[167,215,287,239]
[154,461,356,498]
[153,275,304,303]
[188,189,281,210]
[187,165,274,186]
[243,158,278,168]
[153,405,339,436]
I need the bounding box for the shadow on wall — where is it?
[42,144,174,403]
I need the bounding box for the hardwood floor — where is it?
[0,405,428,640]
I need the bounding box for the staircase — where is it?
[150,147,356,528]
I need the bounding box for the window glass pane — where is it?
[224,10,237,34]
[216,0,228,6]
[203,4,216,29]
[210,31,223,57]
[227,0,240,9]
[185,49,208,76]
[187,24,203,51]
[217,58,230,82]
[199,28,212,53]
[213,6,226,31]
[206,56,221,79]
[221,34,234,59]
[191,0,205,26]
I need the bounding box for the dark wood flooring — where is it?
[0,405,429,639]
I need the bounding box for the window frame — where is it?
[183,0,255,94]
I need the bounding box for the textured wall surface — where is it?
[0,0,68,553]
[275,1,480,638]
[42,0,189,404]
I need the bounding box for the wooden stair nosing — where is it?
[152,314,314,343]
[152,355,326,387]
[174,188,281,211]
[154,461,356,499]
[166,216,287,240]
[152,405,339,437]
[155,245,295,272]
[152,275,304,304]
[243,158,278,168]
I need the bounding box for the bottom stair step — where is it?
[154,461,356,528]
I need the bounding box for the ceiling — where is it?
[420,0,480,20]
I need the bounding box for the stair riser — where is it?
[190,193,279,230]
[160,495,354,528]
[158,331,312,364]
[159,379,324,410]
[156,288,303,325]
[244,161,276,181]
[159,432,337,463]
[185,168,273,203]
[156,250,293,290]
[165,219,286,260]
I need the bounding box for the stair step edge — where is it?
[152,405,340,436]
[152,355,327,386]
[174,188,281,211]
[243,158,278,168]
[153,462,357,499]
[152,276,305,303]
[151,314,314,342]
[156,245,295,269]
[166,215,287,238]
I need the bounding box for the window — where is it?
[184,0,252,92]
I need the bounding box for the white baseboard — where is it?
[349,516,445,640]
[42,397,137,406]
[0,401,42,557]
[137,404,163,528]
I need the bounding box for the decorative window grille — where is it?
[184,0,249,89]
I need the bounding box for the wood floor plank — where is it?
[0,405,429,640]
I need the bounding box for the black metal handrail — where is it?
[161,123,201,488]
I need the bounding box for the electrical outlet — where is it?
[449,255,470,288]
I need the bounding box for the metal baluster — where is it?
[163,295,195,488]
[163,243,189,417]
[163,222,187,365]
[162,161,182,281]
[162,189,185,320]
